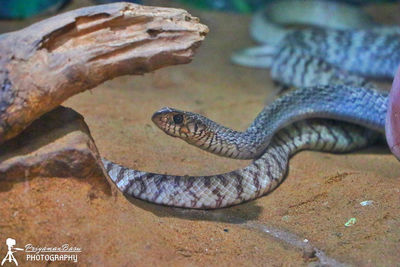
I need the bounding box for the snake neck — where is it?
[185,119,256,159]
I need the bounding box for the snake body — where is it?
[104,3,400,209]
[232,27,400,87]
[249,0,378,45]
[104,119,377,209]
[104,84,388,209]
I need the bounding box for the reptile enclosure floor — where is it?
[0,0,399,266]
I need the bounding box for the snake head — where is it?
[151,107,211,143]
[152,107,247,158]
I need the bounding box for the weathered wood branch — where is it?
[0,2,208,144]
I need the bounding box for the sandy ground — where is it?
[0,0,400,266]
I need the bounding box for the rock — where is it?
[0,2,208,144]
[0,106,103,180]
[302,245,317,261]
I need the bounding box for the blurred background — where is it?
[0,0,399,20]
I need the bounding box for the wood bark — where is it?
[0,2,208,144]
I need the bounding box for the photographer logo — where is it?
[1,238,23,266]
[1,238,81,266]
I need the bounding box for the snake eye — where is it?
[173,114,184,124]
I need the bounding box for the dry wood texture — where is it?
[0,2,208,144]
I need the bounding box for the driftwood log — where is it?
[0,2,208,145]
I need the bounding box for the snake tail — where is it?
[231,45,275,68]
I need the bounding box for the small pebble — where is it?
[360,200,374,206]
[302,246,317,261]
[334,232,343,238]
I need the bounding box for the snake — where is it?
[103,1,400,209]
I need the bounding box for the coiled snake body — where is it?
[104,5,400,209]
[103,119,378,208]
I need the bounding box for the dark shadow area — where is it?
[355,137,391,155]
[125,194,264,223]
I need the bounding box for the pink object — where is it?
[385,66,400,160]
